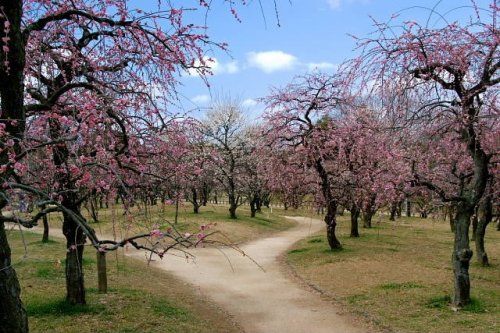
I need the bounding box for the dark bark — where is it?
[256,197,262,213]
[41,205,49,243]
[449,205,456,232]
[191,188,200,214]
[362,210,374,228]
[389,202,397,221]
[174,197,179,224]
[88,196,99,223]
[0,221,29,333]
[62,201,87,305]
[350,206,360,238]
[250,200,257,218]
[406,200,411,217]
[227,176,238,219]
[475,195,492,266]
[471,211,478,241]
[362,194,376,228]
[396,201,402,218]
[201,184,210,206]
[452,204,473,307]
[229,205,237,219]
[0,1,29,331]
[325,200,342,249]
[315,160,341,250]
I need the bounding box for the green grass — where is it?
[286,215,500,333]
[47,203,295,246]
[379,282,424,290]
[426,295,451,309]
[7,230,240,333]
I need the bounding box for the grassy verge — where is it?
[7,230,241,333]
[286,215,499,333]
[44,203,294,245]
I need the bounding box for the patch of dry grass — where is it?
[8,230,242,333]
[44,203,295,245]
[286,214,500,333]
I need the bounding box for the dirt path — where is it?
[14,216,368,333]
[128,216,367,333]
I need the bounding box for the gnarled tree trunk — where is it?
[62,203,87,305]
[0,221,28,333]
[350,205,360,238]
[475,195,492,266]
[389,202,397,221]
[315,159,341,250]
[41,204,49,243]
[0,1,28,331]
[362,210,373,228]
[452,204,474,307]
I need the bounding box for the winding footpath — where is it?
[17,216,368,333]
[130,216,367,333]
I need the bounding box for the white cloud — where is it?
[327,0,341,9]
[191,94,210,105]
[247,51,298,73]
[188,57,239,76]
[307,62,338,71]
[242,98,258,108]
[225,61,239,74]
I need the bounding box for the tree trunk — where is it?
[41,204,49,243]
[389,202,397,221]
[350,206,360,238]
[452,204,473,307]
[396,201,402,218]
[362,210,373,228]
[406,200,411,217]
[62,207,87,305]
[325,201,342,250]
[315,159,341,250]
[256,197,262,212]
[449,205,456,232]
[0,1,29,330]
[97,251,107,293]
[191,188,200,214]
[174,195,179,224]
[229,204,237,219]
[471,211,478,241]
[250,200,257,218]
[0,221,29,333]
[228,193,238,219]
[475,195,492,266]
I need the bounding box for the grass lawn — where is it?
[286,214,500,333]
[43,202,295,245]
[7,230,242,333]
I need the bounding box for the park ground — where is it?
[7,204,500,332]
[286,214,500,333]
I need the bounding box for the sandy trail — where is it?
[12,216,367,333]
[128,216,366,333]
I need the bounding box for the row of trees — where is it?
[0,1,497,332]
[259,3,499,309]
[0,1,263,332]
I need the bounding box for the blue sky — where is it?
[145,0,492,118]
